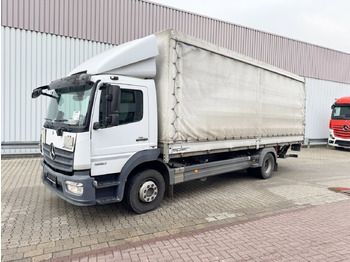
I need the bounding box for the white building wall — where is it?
[2,0,350,85]
[1,27,115,154]
[305,78,350,145]
[2,27,350,154]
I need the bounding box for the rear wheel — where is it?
[248,153,275,179]
[125,169,165,214]
[258,153,275,179]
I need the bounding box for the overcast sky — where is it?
[150,0,350,54]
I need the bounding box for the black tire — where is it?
[125,169,165,214]
[257,153,275,179]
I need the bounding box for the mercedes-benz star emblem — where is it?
[50,143,56,160]
[343,125,349,132]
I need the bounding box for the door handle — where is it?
[136,137,148,142]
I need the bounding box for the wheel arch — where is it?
[116,149,170,201]
[129,160,170,187]
[257,147,277,167]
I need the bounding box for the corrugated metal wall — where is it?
[1,27,115,154]
[2,0,350,84]
[2,0,350,153]
[305,78,350,144]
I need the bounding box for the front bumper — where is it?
[42,161,96,206]
[328,138,350,148]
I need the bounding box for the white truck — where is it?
[32,29,305,213]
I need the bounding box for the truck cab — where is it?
[32,35,164,212]
[34,74,158,205]
[328,96,350,148]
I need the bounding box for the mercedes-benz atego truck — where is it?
[32,30,305,213]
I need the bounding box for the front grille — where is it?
[333,125,350,139]
[43,143,74,173]
[335,140,350,147]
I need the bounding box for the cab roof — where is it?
[336,96,350,104]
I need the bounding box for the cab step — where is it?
[96,197,121,204]
[93,181,120,189]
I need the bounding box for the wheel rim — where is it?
[263,157,272,174]
[139,180,158,203]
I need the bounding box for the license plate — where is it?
[45,172,57,186]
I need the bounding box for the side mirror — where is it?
[32,88,42,99]
[32,85,50,99]
[107,85,121,126]
[110,114,120,126]
[97,84,121,129]
[104,115,119,126]
[108,85,121,113]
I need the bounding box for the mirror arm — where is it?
[41,92,60,100]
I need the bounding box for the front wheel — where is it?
[125,169,165,214]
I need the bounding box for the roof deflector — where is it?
[68,35,159,78]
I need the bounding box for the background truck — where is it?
[328,96,350,148]
[32,29,305,213]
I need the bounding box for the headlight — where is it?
[329,130,335,139]
[42,128,46,143]
[63,136,75,150]
[65,181,84,195]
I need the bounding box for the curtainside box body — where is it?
[154,30,305,162]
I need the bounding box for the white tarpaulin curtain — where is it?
[155,30,305,145]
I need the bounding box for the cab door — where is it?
[91,83,149,176]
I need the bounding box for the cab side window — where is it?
[99,88,143,128]
[119,89,143,125]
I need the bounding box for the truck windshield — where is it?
[332,106,350,120]
[45,83,94,127]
